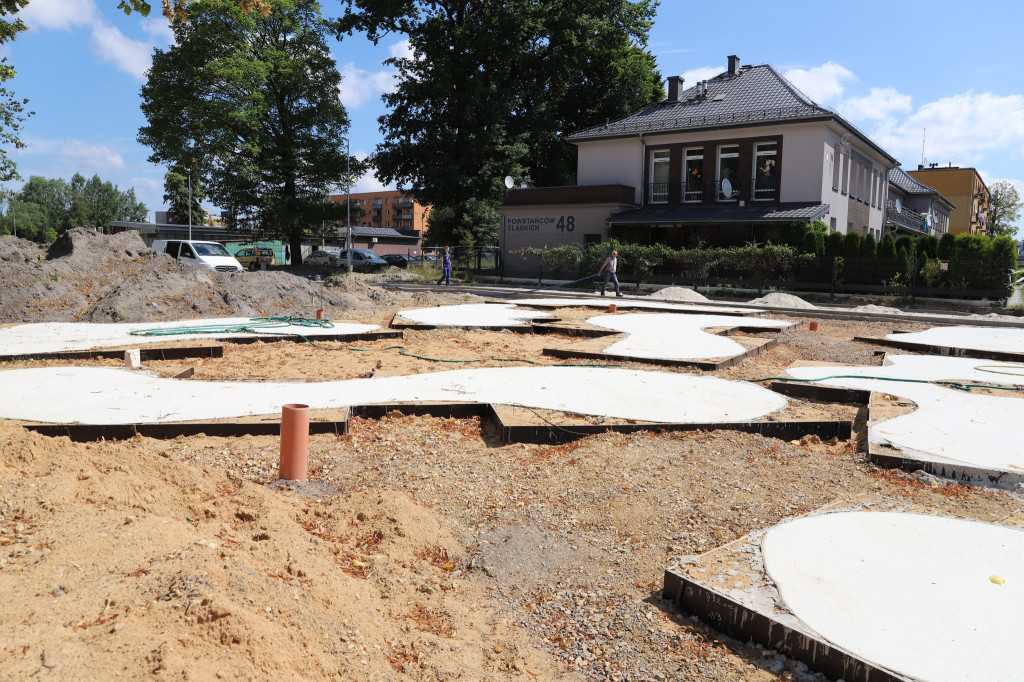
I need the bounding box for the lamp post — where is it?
[344,137,352,273]
[188,170,193,241]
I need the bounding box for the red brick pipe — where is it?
[279,403,310,482]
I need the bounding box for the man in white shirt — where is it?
[598,250,622,297]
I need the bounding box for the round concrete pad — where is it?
[762,512,1024,682]
[886,326,1024,354]
[0,318,380,354]
[513,297,757,315]
[0,366,788,425]
[395,303,552,327]
[587,313,793,361]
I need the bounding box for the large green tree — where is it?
[139,0,361,264]
[336,0,662,244]
[988,180,1022,238]
[162,163,207,226]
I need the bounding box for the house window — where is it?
[683,148,703,202]
[841,152,850,195]
[753,142,778,200]
[649,150,670,203]
[717,145,739,201]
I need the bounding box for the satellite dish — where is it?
[721,178,733,198]
[504,176,514,189]
[895,198,903,214]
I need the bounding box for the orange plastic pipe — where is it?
[279,403,310,482]
[808,321,820,331]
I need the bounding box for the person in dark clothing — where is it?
[437,246,452,285]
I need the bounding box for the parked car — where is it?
[382,253,416,268]
[338,249,389,271]
[152,239,243,272]
[306,249,343,266]
[234,247,277,270]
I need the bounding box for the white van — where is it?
[152,239,244,272]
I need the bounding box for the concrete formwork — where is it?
[664,506,1024,682]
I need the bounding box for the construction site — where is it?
[1,228,1023,681]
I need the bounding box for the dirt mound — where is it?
[852,304,903,315]
[0,422,551,680]
[746,292,818,309]
[649,286,710,303]
[0,229,403,323]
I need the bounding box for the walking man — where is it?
[437,246,452,286]
[598,250,621,297]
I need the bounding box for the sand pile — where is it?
[649,286,710,303]
[0,422,550,680]
[851,304,903,315]
[746,293,818,309]
[0,229,402,324]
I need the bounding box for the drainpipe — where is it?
[639,132,646,208]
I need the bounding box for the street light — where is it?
[344,136,352,273]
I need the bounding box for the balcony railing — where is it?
[753,176,778,199]
[716,180,740,201]
[886,200,928,233]
[648,182,669,203]
[682,178,702,202]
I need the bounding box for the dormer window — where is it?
[717,145,739,201]
[753,142,778,200]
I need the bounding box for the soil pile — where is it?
[649,286,710,303]
[746,293,818,309]
[0,229,404,324]
[0,422,553,680]
[851,304,903,315]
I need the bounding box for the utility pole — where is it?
[188,170,193,241]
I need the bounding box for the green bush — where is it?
[860,233,877,258]
[937,232,956,259]
[878,233,898,259]
[825,231,844,259]
[916,235,938,259]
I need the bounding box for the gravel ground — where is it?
[3,286,1022,680]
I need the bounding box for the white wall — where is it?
[500,203,622,274]
[575,138,645,204]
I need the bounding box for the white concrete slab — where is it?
[763,511,1024,682]
[512,297,760,315]
[0,366,788,425]
[0,318,381,355]
[586,313,793,361]
[886,326,1024,354]
[787,356,1024,472]
[395,303,552,327]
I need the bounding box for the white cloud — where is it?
[60,139,125,170]
[838,87,913,121]
[140,16,175,46]
[388,39,414,61]
[679,66,722,85]
[870,91,1024,166]
[19,0,97,31]
[783,62,856,105]
[338,62,398,108]
[89,22,153,80]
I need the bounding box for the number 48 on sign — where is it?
[556,216,575,231]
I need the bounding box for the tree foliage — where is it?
[424,199,501,248]
[162,163,207,226]
[988,180,1022,238]
[139,0,361,264]
[335,0,662,234]
[0,173,147,241]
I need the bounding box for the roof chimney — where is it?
[666,76,684,102]
[728,55,740,76]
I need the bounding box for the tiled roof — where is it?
[568,65,831,141]
[606,202,830,225]
[888,167,939,195]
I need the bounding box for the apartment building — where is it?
[333,190,431,234]
[885,167,953,237]
[500,55,897,275]
[906,165,990,235]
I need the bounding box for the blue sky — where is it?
[6,0,1024,233]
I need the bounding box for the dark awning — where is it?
[606,202,830,226]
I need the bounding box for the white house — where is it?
[501,55,898,275]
